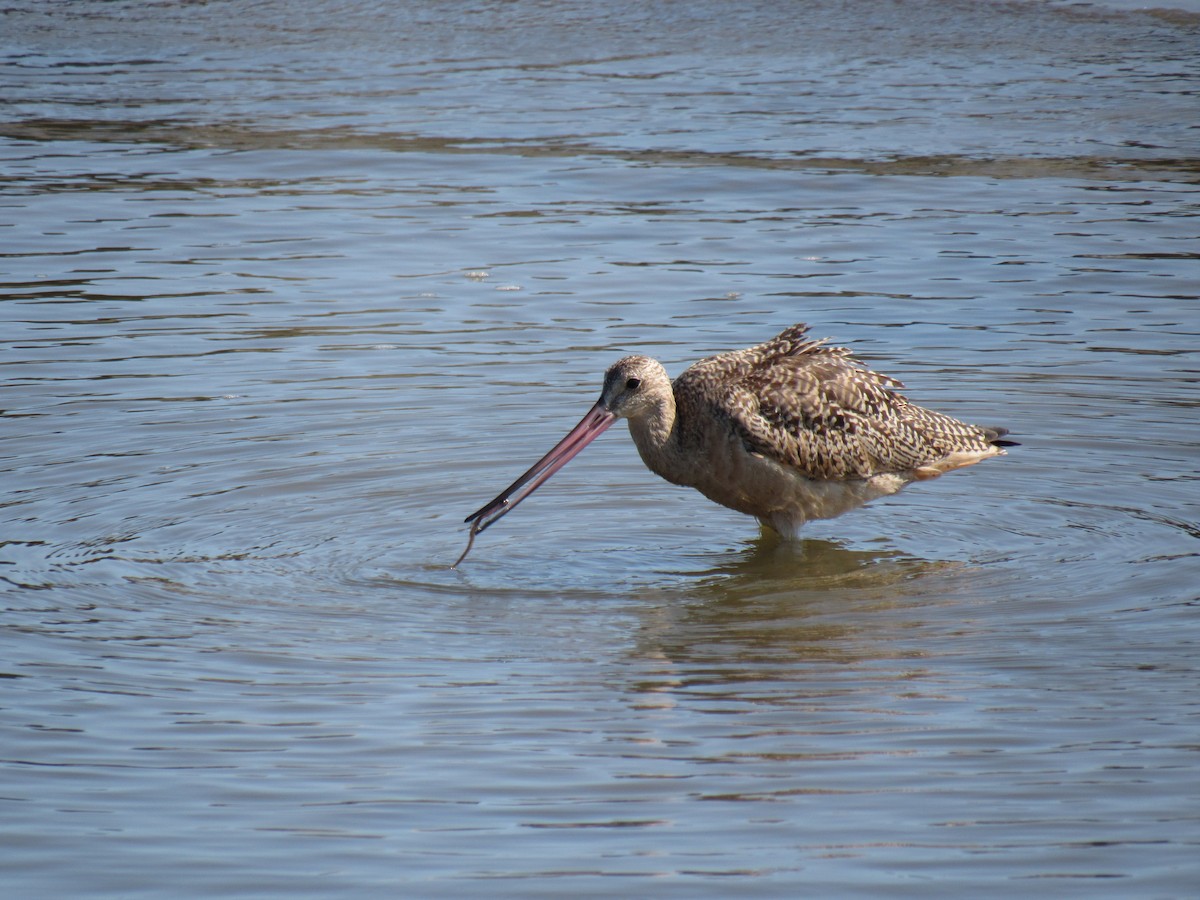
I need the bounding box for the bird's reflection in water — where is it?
[693,533,937,591]
[630,535,966,689]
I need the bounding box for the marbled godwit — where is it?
[454,324,1014,565]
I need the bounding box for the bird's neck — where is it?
[626,390,691,486]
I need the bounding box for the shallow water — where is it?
[2,0,1199,896]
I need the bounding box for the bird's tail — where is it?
[982,426,1020,448]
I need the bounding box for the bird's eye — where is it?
[625,377,641,390]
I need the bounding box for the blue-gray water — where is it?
[2,1,1198,896]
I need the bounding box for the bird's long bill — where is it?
[463,400,616,537]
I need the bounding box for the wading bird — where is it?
[454,324,1013,566]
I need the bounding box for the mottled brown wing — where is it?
[680,323,823,387]
[713,351,994,480]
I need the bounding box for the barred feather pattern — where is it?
[674,323,1001,481]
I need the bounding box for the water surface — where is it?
[2,1,1198,896]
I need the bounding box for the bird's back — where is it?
[673,324,1007,483]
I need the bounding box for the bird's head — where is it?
[600,356,672,421]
